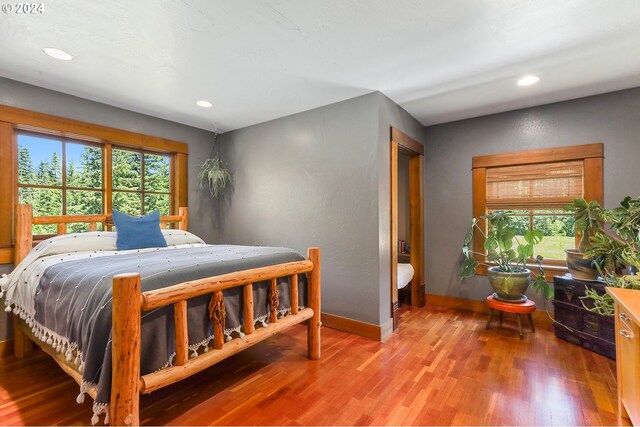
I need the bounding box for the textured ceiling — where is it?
[1,1,640,132]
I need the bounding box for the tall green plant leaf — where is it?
[463,218,477,246]
[524,229,543,245]
[460,257,479,279]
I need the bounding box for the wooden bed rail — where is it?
[111,247,321,426]
[140,260,314,310]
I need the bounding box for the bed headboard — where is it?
[14,204,188,265]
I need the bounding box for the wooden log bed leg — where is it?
[290,274,299,315]
[307,247,321,360]
[12,319,33,358]
[174,300,189,366]
[110,273,141,427]
[14,204,34,358]
[243,284,255,335]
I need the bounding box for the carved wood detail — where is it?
[269,279,279,323]
[209,291,226,350]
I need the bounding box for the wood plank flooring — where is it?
[0,305,628,426]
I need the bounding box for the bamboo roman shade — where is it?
[486,160,583,207]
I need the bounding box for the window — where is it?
[0,104,189,263]
[472,144,603,274]
[112,148,171,216]
[17,133,173,234]
[487,209,575,262]
[18,133,103,234]
[485,160,583,263]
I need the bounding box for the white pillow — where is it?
[26,231,118,259]
[14,230,203,274]
[161,229,205,246]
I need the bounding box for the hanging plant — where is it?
[198,131,232,198]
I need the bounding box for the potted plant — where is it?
[604,196,640,258]
[563,198,604,280]
[461,212,552,301]
[581,196,640,314]
[198,155,231,198]
[583,232,626,277]
[198,131,232,198]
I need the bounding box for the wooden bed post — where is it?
[307,247,321,360]
[178,207,188,231]
[111,273,141,427]
[13,204,34,358]
[15,204,33,264]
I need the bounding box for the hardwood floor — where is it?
[0,305,628,426]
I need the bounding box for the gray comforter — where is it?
[33,245,307,408]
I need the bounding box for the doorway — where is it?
[390,127,425,330]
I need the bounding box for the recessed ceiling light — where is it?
[42,47,74,61]
[196,100,213,108]
[517,75,539,86]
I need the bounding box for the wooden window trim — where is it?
[472,143,604,281]
[472,143,603,169]
[0,105,189,264]
[1,105,188,154]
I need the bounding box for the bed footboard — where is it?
[110,247,322,426]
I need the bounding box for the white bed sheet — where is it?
[398,262,415,289]
[1,230,206,318]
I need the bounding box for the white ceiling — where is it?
[1,1,640,132]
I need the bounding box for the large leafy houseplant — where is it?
[583,232,626,277]
[461,212,552,300]
[603,196,640,269]
[581,196,640,314]
[563,198,604,280]
[564,198,604,252]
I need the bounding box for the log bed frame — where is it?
[11,204,321,426]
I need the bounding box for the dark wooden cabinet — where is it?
[553,275,615,359]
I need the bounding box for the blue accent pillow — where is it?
[112,210,168,250]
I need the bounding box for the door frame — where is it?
[390,127,425,330]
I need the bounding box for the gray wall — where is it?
[424,86,640,305]
[219,93,380,324]
[219,92,425,328]
[0,77,217,341]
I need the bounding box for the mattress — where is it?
[398,262,415,289]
